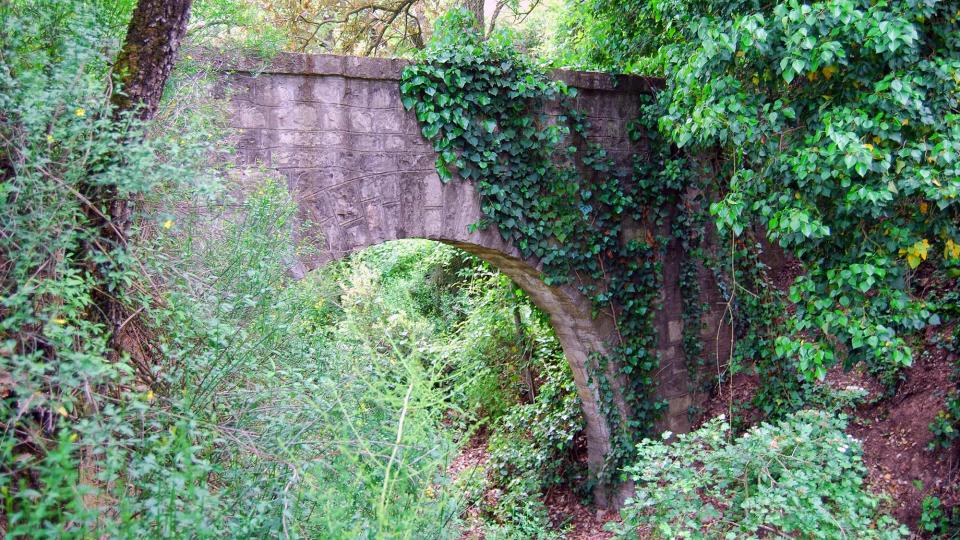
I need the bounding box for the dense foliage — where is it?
[556,0,960,532]
[0,2,585,537]
[565,0,960,387]
[614,410,908,539]
[0,3,214,536]
[4,0,958,537]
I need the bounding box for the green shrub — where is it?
[475,339,582,538]
[920,496,960,539]
[930,392,960,451]
[612,410,907,539]
[0,2,231,536]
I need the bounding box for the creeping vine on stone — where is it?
[400,9,704,483]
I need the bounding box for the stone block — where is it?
[318,107,346,131]
[341,218,370,250]
[383,134,409,152]
[232,103,267,129]
[668,320,683,344]
[423,207,443,238]
[378,174,400,203]
[305,75,346,103]
[329,182,361,223]
[668,394,693,416]
[346,133,385,152]
[347,110,374,132]
[364,201,386,243]
[378,111,406,134]
[367,82,399,108]
[422,173,444,207]
[276,103,319,129]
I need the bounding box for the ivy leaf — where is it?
[436,157,452,182]
[422,124,440,139]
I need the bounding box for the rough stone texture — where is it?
[216,52,728,505]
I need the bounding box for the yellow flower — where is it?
[69,433,78,442]
[52,318,66,325]
[46,134,54,143]
[162,219,174,230]
[74,108,85,117]
[872,136,881,144]
[751,75,760,85]
[146,389,155,401]
[822,65,837,80]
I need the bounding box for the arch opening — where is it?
[298,233,621,505]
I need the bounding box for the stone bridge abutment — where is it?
[218,52,730,506]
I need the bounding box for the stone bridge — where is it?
[218,52,730,505]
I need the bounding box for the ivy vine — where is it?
[400,10,701,481]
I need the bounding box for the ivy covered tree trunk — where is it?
[87,0,192,360]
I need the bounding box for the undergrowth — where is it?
[612,410,909,539]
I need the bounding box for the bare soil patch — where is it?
[846,338,960,528]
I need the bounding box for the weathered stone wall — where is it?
[217,52,729,505]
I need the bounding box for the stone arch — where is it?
[287,167,623,505]
[219,51,728,506]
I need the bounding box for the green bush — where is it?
[920,495,960,539]
[0,2,468,536]
[613,410,907,539]
[0,2,229,536]
[480,343,582,538]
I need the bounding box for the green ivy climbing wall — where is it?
[400,9,708,484]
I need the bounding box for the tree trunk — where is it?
[87,0,192,361]
[510,285,537,403]
[112,0,193,121]
[461,0,484,29]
